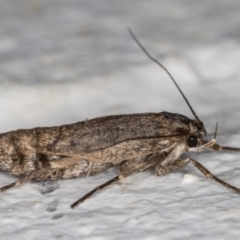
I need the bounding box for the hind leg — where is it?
[0,168,59,193]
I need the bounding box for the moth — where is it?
[0,29,240,209]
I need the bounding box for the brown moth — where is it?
[0,29,240,209]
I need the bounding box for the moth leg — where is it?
[157,157,240,194]
[156,158,189,176]
[70,175,119,208]
[210,143,240,152]
[120,152,166,177]
[86,162,94,177]
[188,158,240,194]
[0,178,27,193]
[201,140,240,152]
[0,168,59,193]
[0,173,39,193]
[71,153,166,208]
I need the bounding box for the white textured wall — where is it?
[1,1,240,239]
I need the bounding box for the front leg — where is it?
[201,140,240,152]
[156,157,240,194]
[211,143,240,152]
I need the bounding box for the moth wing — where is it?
[35,112,190,163]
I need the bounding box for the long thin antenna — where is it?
[128,28,201,123]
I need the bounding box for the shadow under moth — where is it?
[1,29,240,209]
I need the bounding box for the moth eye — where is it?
[187,136,198,148]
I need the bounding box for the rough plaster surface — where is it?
[0,1,240,239]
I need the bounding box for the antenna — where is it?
[128,28,202,123]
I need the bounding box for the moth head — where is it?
[187,120,206,149]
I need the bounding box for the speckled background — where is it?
[1,1,240,239]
